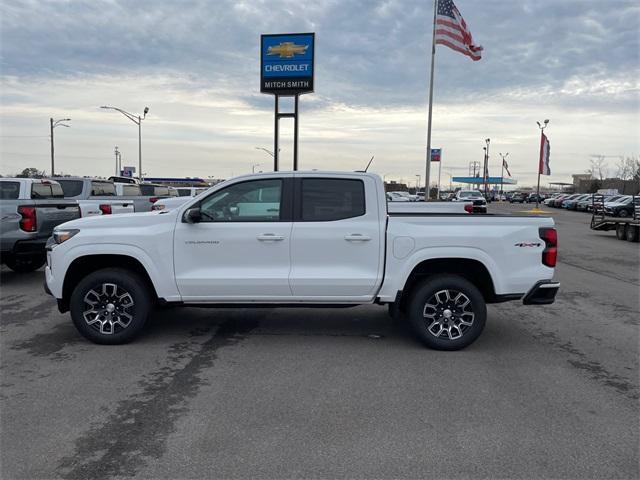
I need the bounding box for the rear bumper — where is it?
[523,280,560,305]
[11,238,48,257]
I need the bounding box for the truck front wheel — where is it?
[70,268,151,344]
[407,275,486,350]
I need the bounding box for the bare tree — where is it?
[588,156,608,181]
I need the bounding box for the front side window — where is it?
[301,179,365,221]
[199,179,282,222]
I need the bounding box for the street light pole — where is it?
[49,117,71,176]
[101,106,149,181]
[483,138,490,199]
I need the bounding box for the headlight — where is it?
[53,229,80,244]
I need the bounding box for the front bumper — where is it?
[523,280,560,305]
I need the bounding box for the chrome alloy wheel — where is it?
[83,283,135,335]
[423,289,475,340]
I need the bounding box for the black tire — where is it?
[70,268,152,344]
[4,254,46,273]
[616,223,627,240]
[618,209,629,218]
[406,275,487,351]
[626,225,639,243]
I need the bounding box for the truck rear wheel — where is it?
[615,223,627,240]
[70,268,151,344]
[4,254,46,273]
[407,275,486,350]
[626,225,639,242]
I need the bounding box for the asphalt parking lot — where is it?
[1,203,638,479]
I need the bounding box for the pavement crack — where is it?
[55,317,258,480]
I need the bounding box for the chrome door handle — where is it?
[257,234,285,241]
[344,234,371,241]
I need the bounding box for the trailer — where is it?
[590,194,640,242]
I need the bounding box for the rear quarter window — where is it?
[301,178,365,221]
[123,185,142,195]
[0,181,20,199]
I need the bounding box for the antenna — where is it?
[363,155,375,172]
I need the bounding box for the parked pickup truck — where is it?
[44,171,559,349]
[54,177,136,217]
[1,178,80,272]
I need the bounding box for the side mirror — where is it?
[184,207,202,224]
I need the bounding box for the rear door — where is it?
[289,176,383,300]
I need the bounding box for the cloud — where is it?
[0,0,638,187]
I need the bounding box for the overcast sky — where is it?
[1,0,638,187]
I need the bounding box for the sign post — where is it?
[428,148,441,199]
[261,33,315,171]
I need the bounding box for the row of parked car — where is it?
[0,176,208,272]
[543,192,638,217]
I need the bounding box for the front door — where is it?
[174,178,293,301]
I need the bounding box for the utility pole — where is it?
[49,117,71,176]
[483,138,490,198]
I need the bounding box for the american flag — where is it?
[435,0,483,61]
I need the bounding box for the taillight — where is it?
[18,206,37,232]
[149,197,158,204]
[99,204,112,215]
[539,227,557,267]
[464,203,473,214]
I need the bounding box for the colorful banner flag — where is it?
[539,133,551,175]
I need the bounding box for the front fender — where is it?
[48,242,180,301]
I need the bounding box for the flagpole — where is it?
[424,0,438,201]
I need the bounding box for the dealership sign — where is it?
[261,33,315,95]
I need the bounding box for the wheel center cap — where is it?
[443,309,452,319]
[106,303,115,313]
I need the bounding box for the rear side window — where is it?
[57,180,84,197]
[123,185,142,195]
[0,182,20,199]
[91,181,116,196]
[140,184,154,195]
[31,182,64,199]
[177,189,191,197]
[154,186,170,196]
[301,179,365,221]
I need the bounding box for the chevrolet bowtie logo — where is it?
[267,42,308,58]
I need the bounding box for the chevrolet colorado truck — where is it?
[44,171,559,350]
[54,177,137,217]
[1,178,80,272]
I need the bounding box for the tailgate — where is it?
[35,202,81,235]
[110,201,135,214]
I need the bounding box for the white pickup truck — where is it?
[44,171,559,350]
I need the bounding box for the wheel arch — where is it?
[59,254,159,313]
[398,257,499,308]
